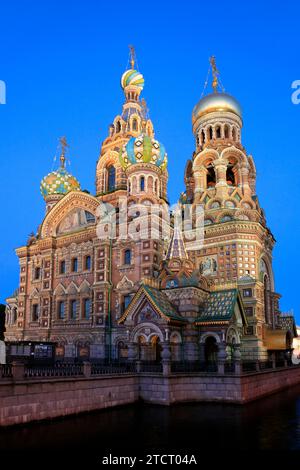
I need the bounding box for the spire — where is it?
[165,225,188,260]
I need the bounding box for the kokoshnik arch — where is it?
[5,50,296,363]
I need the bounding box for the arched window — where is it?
[224,125,229,138]
[32,304,39,321]
[208,127,213,140]
[58,301,65,319]
[232,127,237,141]
[124,249,131,265]
[34,267,41,280]
[154,180,158,195]
[85,255,91,271]
[82,298,91,319]
[116,121,121,133]
[216,126,221,138]
[71,258,78,272]
[107,166,116,191]
[206,164,216,188]
[201,130,205,144]
[132,118,138,131]
[226,164,235,185]
[12,307,17,323]
[140,176,145,191]
[60,260,66,274]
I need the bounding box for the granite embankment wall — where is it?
[139,366,300,404]
[1,366,300,426]
[0,375,139,426]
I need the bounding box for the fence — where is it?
[0,358,298,381]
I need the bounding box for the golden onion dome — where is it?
[192,92,242,122]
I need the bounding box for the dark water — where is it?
[1,385,300,461]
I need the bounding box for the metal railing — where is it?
[1,358,299,381]
[139,361,163,373]
[24,362,84,378]
[0,364,12,378]
[91,361,136,375]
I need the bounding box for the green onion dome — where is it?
[119,134,167,170]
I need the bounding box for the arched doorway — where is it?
[204,336,218,363]
[151,335,162,363]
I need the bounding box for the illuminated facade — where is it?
[5,52,296,362]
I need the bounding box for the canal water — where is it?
[1,385,300,461]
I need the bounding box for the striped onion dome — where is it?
[119,134,167,170]
[121,69,144,90]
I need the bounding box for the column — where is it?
[214,159,228,198]
[217,341,227,374]
[161,341,172,376]
[233,344,242,375]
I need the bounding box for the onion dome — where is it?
[121,69,144,91]
[192,92,242,123]
[119,133,167,170]
[40,152,81,199]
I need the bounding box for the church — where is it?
[5,50,296,364]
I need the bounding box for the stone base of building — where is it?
[1,365,300,427]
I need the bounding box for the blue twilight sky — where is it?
[0,1,299,320]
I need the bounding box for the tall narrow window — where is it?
[71,258,78,272]
[226,164,235,185]
[116,121,121,133]
[132,118,138,131]
[60,260,66,274]
[32,304,39,321]
[70,300,77,319]
[209,127,213,140]
[83,298,91,319]
[34,267,41,280]
[107,166,116,191]
[140,176,145,191]
[124,249,131,265]
[122,294,131,313]
[85,255,91,271]
[224,125,229,138]
[206,164,216,188]
[58,301,65,319]
[216,126,221,138]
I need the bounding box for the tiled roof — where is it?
[118,284,186,324]
[142,285,185,322]
[195,289,239,323]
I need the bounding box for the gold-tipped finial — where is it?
[129,45,135,69]
[59,136,69,168]
[209,55,220,93]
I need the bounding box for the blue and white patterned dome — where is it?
[119,134,167,170]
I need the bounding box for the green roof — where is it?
[142,285,186,323]
[195,289,239,323]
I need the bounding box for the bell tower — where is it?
[185,57,281,359]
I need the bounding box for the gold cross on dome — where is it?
[59,136,69,168]
[209,56,220,93]
[129,45,135,69]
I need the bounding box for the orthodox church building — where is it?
[5,51,296,363]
